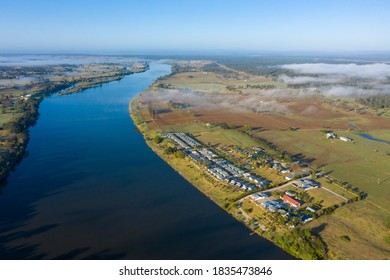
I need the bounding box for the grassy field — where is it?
[305,200,390,259]
[162,70,285,94]
[0,113,12,127]
[306,188,346,208]
[258,129,390,259]
[316,177,357,201]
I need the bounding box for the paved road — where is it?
[241,175,348,203]
[241,175,312,200]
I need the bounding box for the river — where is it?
[358,133,390,145]
[0,62,292,260]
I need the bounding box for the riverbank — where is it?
[129,95,329,260]
[0,64,148,182]
[128,59,390,260]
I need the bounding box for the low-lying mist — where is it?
[278,63,390,97]
[143,61,390,116]
[142,88,291,114]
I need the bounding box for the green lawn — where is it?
[306,188,346,208]
[0,112,13,127]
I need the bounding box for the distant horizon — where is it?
[2,50,390,57]
[1,0,390,53]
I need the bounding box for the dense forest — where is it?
[357,93,390,109]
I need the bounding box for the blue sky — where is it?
[1,0,390,53]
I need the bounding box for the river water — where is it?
[0,62,292,259]
[358,133,390,145]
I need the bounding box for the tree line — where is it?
[357,94,390,109]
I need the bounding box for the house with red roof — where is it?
[281,194,301,208]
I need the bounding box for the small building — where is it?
[301,214,313,224]
[285,170,309,181]
[340,136,353,142]
[295,178,319,190]
[281,194,301,208]
[285,174,294,181]
[261,199,285,211]
[306,206,316,213]
[258,180,268,188]
[251,192,271,201]
[326,133,336,139]
[285,190,295,196]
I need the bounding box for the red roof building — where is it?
[281,194,301,208]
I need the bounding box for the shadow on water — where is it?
[54,247,91,260]
[0,243,48,260]
[0,171,88,233]
[84,250,127,260]
[0,224,58,259]
[1,224,58,242]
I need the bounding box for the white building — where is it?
[340,136,353,142]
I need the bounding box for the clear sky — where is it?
[1,0,390,54]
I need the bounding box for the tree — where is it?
[174,150,186,159]
[163,147,176,155]
[284,153,293,163]
[242,125,252,131]
[153,135,163,144]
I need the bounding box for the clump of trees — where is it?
[157,83,174,89]
[340,235,351,242]
[357,94,390,109]
[326,177,368,201]
[153,135,163,144]
[163,146,176,155]
[226,84,275,91]
[174,150,186,159]
[275,229,327,260]
[168,100,191,109]
[242,125,252,132]
[216,123,238,130]
[201,62,236,76]
[0,97,44,179]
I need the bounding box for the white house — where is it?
[326,133,335,139]
[340,136,353,142]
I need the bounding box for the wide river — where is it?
[0,62,292,259]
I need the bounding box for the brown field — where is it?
[137,96,390,133]
[137,81,390,132]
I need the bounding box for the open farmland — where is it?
[133,59,390,259]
